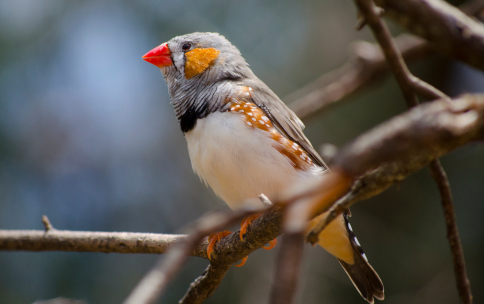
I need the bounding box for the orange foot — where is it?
[239,214,278,250]
[263,238,277,250]
[235,256,248,267]
[240,214,261,240]
[207,231,249,267]
[207,230,231,260]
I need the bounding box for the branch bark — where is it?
[429,160,473,304]
[179,263,232,304]
[308,93,483,234]
[0,229,207,257]
[375,0,484,71]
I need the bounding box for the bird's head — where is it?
[143,32,250,85]
[142,32,260,133]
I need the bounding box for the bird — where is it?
[142,32,384,303]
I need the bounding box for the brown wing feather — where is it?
[242,81,328,171]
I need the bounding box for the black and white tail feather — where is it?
[338,210,384,303]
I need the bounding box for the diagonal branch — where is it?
[375,0,484,72]
[287,0,484,121]
[287,35,432,120]
[317,1,473,303]
[353,0,447,107]
[179,263,232,304]
[302,94,484,240]
[429,160,473,304]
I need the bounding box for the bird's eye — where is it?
[182,43,191,51]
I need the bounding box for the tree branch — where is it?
[287,0,484,121]
[310,2,474,303]
[122,206,280,304]
[2,94,483,304]
[3,4,483,304]
[179,263,232,304]
[354,0,444,107]
[308,93,484,247]
[0,229,207,257]
[375,0,484,72]
[429,160,473,304]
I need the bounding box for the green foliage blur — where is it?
[0,0,482,303]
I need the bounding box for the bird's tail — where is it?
[339,211,384,303]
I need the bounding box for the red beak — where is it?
[142,43,173,67]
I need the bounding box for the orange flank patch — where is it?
[307,213,355,264]
[227,87,314,170]
[185,47,220,79]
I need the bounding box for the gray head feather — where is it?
[160,32,255,131]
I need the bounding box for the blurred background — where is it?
[0,0,483,303]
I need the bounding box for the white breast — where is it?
[184,111,318,210]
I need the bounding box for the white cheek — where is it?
[173,53,185,73]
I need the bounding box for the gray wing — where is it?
[243,79,329,171]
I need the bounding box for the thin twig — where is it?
[429,160,473,304]
[409,75,450,102]
[41,215,55,232]
[355,0,419,107]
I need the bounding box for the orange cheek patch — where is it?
[185,47,220,79]
[227,88,314,171]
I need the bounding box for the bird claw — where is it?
[263,238,277,250]
[239,214,261,240]
[235,256,248,267]
[207,230,232,260]
[207,230,250,267]
[207,214,277,267]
